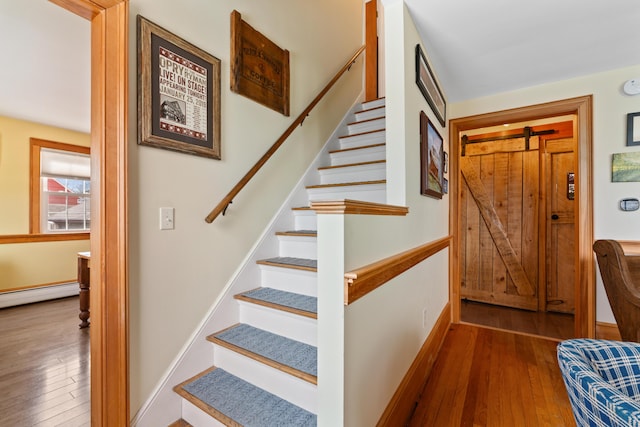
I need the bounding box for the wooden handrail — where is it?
[205,45,366,223]
[344,236,451,305]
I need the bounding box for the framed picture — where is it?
[415,44,446,127]
[627,112,640,146]
[420,111,445,199]
[137,16,221,159]
[612,152,640,182]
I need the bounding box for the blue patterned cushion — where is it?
[580,340,640,400]
[558,339,640,427]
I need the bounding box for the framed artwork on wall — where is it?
[627,112,640,146]
[420,111,445,199]
[415,44,446,127]
[612,152,640,182]
[137,15,222,159]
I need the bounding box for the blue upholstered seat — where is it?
[558,339,640,426]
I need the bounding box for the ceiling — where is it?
[2,1,639,134]
[407,0,640,102]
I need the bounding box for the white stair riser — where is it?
[339,130,385,150]
[360,98,385,110]
[182,399,226,427]
[213,345,318,413]
[318,163,386,185]
[354,106,385,122]
[277,235,317,259]
[259,265,317,297]
[238,301,317,346]
[347,117,385,135]
[330,146,386,166]
[306,184,387,204]
[293,211,317,231]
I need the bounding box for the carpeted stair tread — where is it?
[236,287,317,318]
[257,257,317,271]
[180,367,316,427]
[209,323,317,380]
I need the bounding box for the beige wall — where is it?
[0,116,90,291]
[451,63,640,324]
[128,0,364,415]
[326,3,450,425]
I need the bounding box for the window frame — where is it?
[29,138,91,234]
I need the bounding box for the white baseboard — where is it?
[0,283,79,309]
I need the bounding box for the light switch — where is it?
[159,207,175,230]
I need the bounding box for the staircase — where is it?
[173,98,386,426]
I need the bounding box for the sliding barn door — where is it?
[460,136,540,310]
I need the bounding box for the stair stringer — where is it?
[131,94,363,427]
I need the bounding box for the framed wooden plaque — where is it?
[231,10,290,116]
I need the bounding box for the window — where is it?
[30,138,90,234]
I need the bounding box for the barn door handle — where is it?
[551,214,559,220]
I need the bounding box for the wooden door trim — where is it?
[49,0,129,425]
[365,0,378,101]
[449,96,594,338]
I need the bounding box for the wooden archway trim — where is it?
[49,0,129,425]
[449,96,594,338]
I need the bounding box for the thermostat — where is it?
[620,198,640,211]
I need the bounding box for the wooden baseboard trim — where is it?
[596,321,621,341]
[376,302,451,427]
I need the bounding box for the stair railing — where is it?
[205,45,366,223]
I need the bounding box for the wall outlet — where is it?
[159,207,174,230]
[422,308,428,328]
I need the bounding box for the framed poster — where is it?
[420,111,445,199]
[415,44,446,127]
[230,10,290,116]
[137,15,221,159]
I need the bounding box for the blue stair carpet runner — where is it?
[183,368,317,427]
[240,288,317,315]
[214,324,317,377]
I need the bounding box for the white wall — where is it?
[318,2,450,425]
[127,0,364,416]
[451,64,640,324]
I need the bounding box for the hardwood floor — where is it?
[0,296,90,426]
[409,324,575,427]
[461,300,575,340]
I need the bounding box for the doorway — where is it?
[457,119,576,339]
[50,0,129,425]
[449,96,595,339]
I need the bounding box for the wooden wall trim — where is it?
[0,280,75,294]
[376,302,451,427]
[344,236,450,304]
[0,233,89,244]
[619,241,640,255]
[49,0,130,425]
[449,95,594,338]
[596,321,621,341]
[365,0,378,101]
[311,199,408,216]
